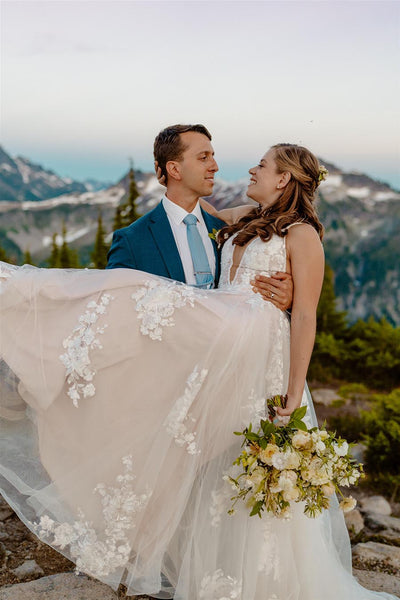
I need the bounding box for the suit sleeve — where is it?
[106,230,138,270]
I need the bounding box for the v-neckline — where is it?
[229,236,259,285]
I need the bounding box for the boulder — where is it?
[311,388,341,406]
[0,508,13,522]
[11,560,44,580]
[360,495,392,516]
[344,509,364,535]
[354,568,400,596]
[365,512,400,533]
[0,541,7,567]
[352,541,400,571]
[0,573,119,600]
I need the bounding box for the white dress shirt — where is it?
[162,195,216,286]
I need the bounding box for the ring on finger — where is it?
[270,292,275,298]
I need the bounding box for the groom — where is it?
[107,124,292,307]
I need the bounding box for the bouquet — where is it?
[228,395,363,519]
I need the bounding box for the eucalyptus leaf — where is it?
[250,500,263,517]
[245,432,259,442]
[291,406,307,421]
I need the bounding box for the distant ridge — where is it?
[0,146,399,325]
[0,146,101,202]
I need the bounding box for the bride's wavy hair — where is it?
[217,143,324,247]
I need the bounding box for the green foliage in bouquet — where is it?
[228,402,363,520]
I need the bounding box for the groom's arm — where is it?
[106,229,138,270]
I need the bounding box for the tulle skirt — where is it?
[0,263,395,599]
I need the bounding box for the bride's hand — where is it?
[154,161,167,187]
[275,394,301,421]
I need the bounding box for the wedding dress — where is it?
[0,233,396,600]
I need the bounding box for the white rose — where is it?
[322,482,335,496]
[333,441,349,457]
[278,470,297,492]
[292,431,313,450]
[339,496,357,513]
[259,444,279,465]
[271,451,288,471]
[283,449,301,470]
[283,487,300,501]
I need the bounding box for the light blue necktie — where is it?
[183,214,213,289]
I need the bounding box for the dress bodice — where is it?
[218,233,287,291]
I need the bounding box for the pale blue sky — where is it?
[1,0,399,187]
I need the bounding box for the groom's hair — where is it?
[154,124,212,183]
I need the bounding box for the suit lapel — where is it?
[201,208,222,284]
[148,203,186,283]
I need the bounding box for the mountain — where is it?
[0,147,108,203]
[0,150,398,325]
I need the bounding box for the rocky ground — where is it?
[1,388,399,598]
[1,492,399,599]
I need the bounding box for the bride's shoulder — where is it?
[285,223,323,254]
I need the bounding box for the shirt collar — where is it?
[162,195,204,226]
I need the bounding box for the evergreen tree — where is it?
[48,233,60,267]
[309,263,348,381]
[316,264,347,335]
[23,249,34,265]
[120,162,141,227]
[59,224,80,268]
[113,205,123,231]
[91,212,109,269]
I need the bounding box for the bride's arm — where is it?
[276,224,324,417]
[199,198,255,225]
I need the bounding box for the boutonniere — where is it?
[208,228,221,247]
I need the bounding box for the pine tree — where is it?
[316,264,347,335]
[23,249,34,265]
[120,162,141,227]
[113,205,123,231]
[59,224,80,268]
[48,233,60,268]
[91,212,109,269]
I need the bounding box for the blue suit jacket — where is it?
[106,202,227,285]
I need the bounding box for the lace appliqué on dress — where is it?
[240,388,268,426]
[164,365,207,455]
[33,455,151,578]
[209,466,241,527]
[258,518,281,579]
[199,569,242,599]
[132,279,204,341]
[59,293,113,407]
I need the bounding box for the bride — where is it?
[0,142,395,599]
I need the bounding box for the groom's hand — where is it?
[250,272,293,311]
[154,161,167,187]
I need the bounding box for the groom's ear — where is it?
[166,161,182,182]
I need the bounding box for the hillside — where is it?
[0,149,399,325]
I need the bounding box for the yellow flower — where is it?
[259,443,279,465]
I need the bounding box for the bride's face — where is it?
[247,149,284,207]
